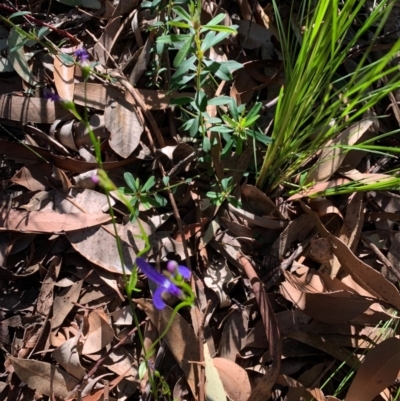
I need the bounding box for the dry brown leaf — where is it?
[73,82,194,111]
[0,209,111,233]
[213,357,251,401]
[135,299,200,399]
[104,96,143,158]
[35,256,61,318]
[10,163,53,191]
[306,119,374,184]
[239,255,281,401]
[288,178,352,200]
[67,222,149,274]
[51,280,83,330]
[82,310,114,355]
[0,140,138,173]
[302,203,400,310]
[280,280,374,324]
[93,17,121,65]
[276,375,327,401]
[130,31,155,86]
[0,95,71,123]
[324,192,364,278]
[52,334,86,380]
[346,337,400,401]
[10,356,79,399]
[287,331,360,368]
[54,54,75,102]
[241,185,281,217]
[218,308,249,360]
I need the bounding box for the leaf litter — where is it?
[1,0,400,400]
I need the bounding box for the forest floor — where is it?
[1,0,400,400]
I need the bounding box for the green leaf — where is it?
[254,130,272,145]
[201,31,231,51]
[8,27,38,85]
[37,27,51,39]
[142,176,156,192]
[203,13,226,27]
[246,102,262,120]
[201,25,237,34]
[153,193,168,207]
[189,115,200,137]
[207,96,232,106]
[219,60,243,73]
[209,126,233,133]
[195,90,208,113]
[206,191,219,199]
[57,53,75,65]
[203,137,211,152]
[9,11,32,19]
[244,114,260,127]
[157,34,192,44]
[163,176,170,186]
[170,97,193,106]
[173,36,193,68]
[124,172,138,192]
[167,21,191,29]
[173,5,192,22]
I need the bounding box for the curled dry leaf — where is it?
[0,95,70,123]
[54,54,75,102]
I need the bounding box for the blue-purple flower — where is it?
[135,257,191,310]
[74,47,90,63]
[43,88,61,102]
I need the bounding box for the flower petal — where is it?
[163,281,182,297]
[153,286,166,310]
[136,258,166,286]
[177,265,191,280]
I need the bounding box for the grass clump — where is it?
[257,0,400,194]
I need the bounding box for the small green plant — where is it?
[119,173,168,221]
[206,177,241,207]
[210,99,272,157]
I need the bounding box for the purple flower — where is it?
[91,174,99,184]
[43,88,61,102]
[167,260,191,279]
[136,257,191,310]
[74,47,90,63]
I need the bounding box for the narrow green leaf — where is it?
[207,96,232,106]
[142,176,156,192]
[203,13,225,27]
[173,36,193,68]
[9,11,32,19]
[173,6,192,22]
[167,21,191,29]
[201,25,237,34]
